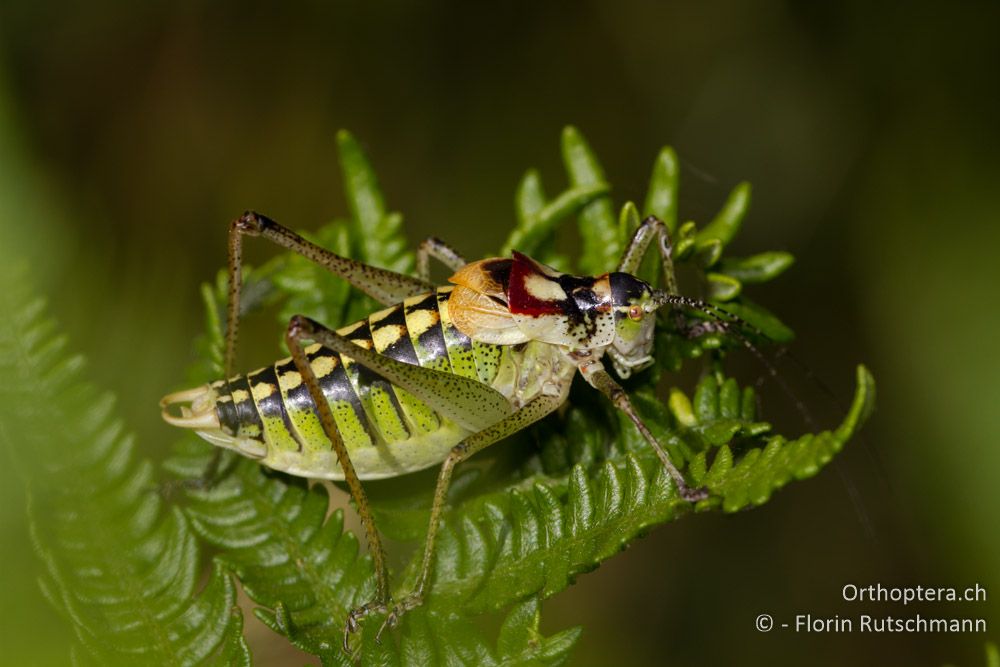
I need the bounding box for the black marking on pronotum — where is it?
[480,258,513,292]
[249,365,306,452]
[563,279,607,341]
[509,257,616,344]
[509,253,607,319]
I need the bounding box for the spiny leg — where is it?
[373,391,567,640]
[636,235,822,440]
[614,216,712,498]
[579,360,707,501]
[283,316,393,642]
[225,211,434,376]
[618,215,679,296]
[416,236,467,281]
[281,315,518,651]
[620,216,781,368]
[618,219,814,485]
[616,216,693,356]
[620,217,773,379]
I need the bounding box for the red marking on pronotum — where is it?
[507,251,565,317]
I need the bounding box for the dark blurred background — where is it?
[1,1,997,665]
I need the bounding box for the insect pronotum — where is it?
[162,211,741,647]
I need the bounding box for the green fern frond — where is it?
[337,130,413,276]
[163,443,374,659]
[689,368,875,510]
[0,269,251,666]
[561,126,621,274]
[381,366,872,617]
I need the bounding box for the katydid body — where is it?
[167,285,576,480]
[161,211,707,649]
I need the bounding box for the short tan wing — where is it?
[448,285,529,345]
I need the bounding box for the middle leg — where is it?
[580,361,708,502]
[371,390,567,639]
[416,236,467,281]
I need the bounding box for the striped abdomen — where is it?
[208,286,506,479]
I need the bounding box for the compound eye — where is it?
[628,305,644,321]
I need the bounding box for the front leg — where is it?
[618,215,679,296]
[578,357,707,501]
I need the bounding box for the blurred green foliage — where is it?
[0,267,252,665]
[0,1,996,664]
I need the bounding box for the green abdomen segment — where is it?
[212,287,503,478]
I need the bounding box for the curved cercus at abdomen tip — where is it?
[160,385,221,429]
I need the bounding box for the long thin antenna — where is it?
[653,290,881,546]
[653,292,815,428]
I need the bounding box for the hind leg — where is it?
[225,211,434,376]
